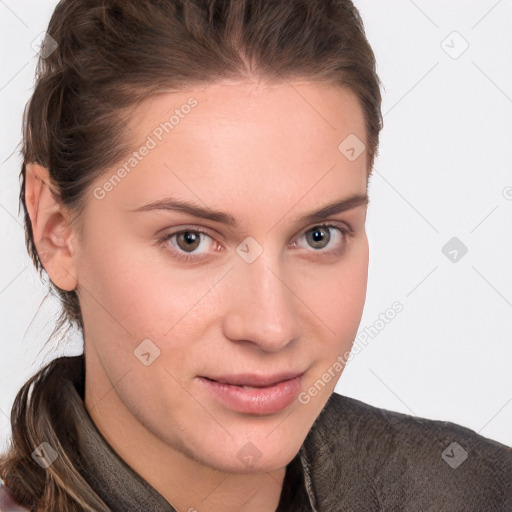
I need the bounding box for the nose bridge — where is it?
[223,248,300,350]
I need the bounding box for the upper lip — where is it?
[203,371,304,387]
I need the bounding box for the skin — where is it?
[25,81,369,512]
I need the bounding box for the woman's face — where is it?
[75,81,369,474]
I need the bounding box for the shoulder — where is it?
[0,482,30,511]
[305,392,512,511]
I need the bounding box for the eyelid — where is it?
[157,220,352,245]
[156,223,221,240]
[299,220,353,234]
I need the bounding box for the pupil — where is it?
[313,230,323,241]
[308,227,330,249]
[179,231,199,251]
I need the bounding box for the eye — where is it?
[157,223,352,263]
[293,224,350,253]
[158,228,219,262]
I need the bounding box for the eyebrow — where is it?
[128,194,368,227]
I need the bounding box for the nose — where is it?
[222,251,301,352]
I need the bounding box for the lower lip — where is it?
[197,375,302,415]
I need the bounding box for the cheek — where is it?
[299,238,369,340]
[297,243,368,399]
[78,235,209,340]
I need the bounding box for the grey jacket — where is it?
[1,355,511,511]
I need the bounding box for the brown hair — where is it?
[1,0,383,509]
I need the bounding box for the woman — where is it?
[1,0,511,510]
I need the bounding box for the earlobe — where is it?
[25,163,78,292]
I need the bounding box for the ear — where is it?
[25,163,78,291]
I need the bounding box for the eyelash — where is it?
[157,223,352,263]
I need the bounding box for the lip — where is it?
[204,371,304,388]
[197,372,304,415]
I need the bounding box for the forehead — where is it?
[92,81,368,222]
[127,80,366,155]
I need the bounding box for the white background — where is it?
[0,0,511,451]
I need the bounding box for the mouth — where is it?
[197,372,304,415]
